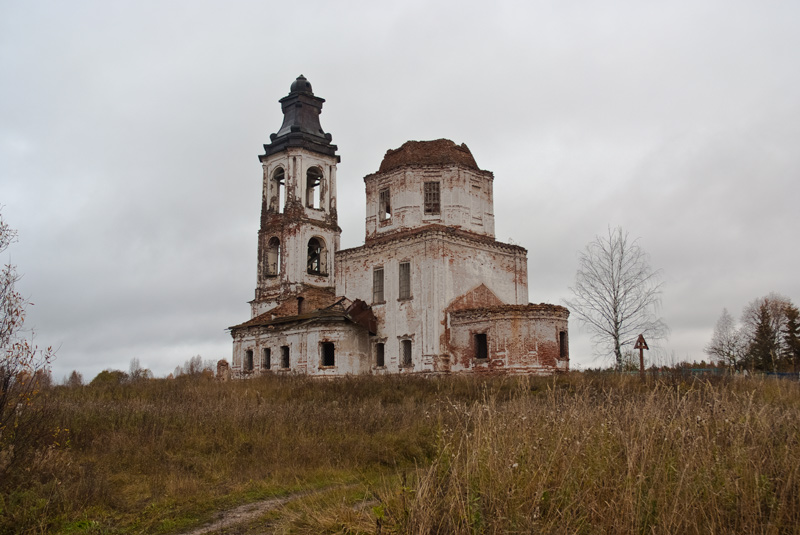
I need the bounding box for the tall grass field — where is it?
[2,373,799,534]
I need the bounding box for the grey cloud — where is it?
[2,0,798,377]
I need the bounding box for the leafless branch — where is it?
[564,227,668,369]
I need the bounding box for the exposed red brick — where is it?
[232,76,571,378]
[376,139,480,173]
[446,284,504,312]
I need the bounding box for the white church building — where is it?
[228,76,569,376]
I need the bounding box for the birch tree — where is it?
[705,308,744,367]
[565,227,668,370]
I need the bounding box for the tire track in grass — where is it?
[180,484,359,535]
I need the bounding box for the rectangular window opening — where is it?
[373,267,384,303]
[401,339,412,367]
[322,342,335,367]
[475,333,488,361]
[424,181,440,214]
[399,262,411,300]
[376,343,385,367]
[262,348,271,370]
[244,350,254,372]
[559,331,568,360]
[379,188,391,221]
[281,346,290,369]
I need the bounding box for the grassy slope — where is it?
[2,373,799,534]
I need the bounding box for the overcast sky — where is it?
[2,1,798,380]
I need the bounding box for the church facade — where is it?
[228,76,569,376]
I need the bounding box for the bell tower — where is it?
[251,75,341,317]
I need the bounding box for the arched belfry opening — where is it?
[252,74,341,311]
[271,167,285,213]
[306,167,323,209]
[307,237,327,276]
[266,237,281,277]
[233,77,573,379]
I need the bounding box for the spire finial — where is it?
[290,74,313,94]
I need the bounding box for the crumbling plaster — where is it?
[228,77,569,378]
[232,320,371,376]
[364,164,495,241]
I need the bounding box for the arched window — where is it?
[307,237,327,275]
[306,167,323,209]
[266,237,281,277]
[272,167,285,213]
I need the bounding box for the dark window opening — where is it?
[262,348,271,369]
[399,262,411,300]
[306,167,322,208]
[297,297,304,314]
[244,350,254,372]
[373,267,384,303]
[559,331,568,360]
[401,339,412,367]
[424,181,441,214]
[266,237,281,277]
[322,342,335,367]
[272,167,285,213]
[475,333,488,360]
[376,343,385,367]
[281,346,290,368]
[379,188,391,221]
[307,237,327,275]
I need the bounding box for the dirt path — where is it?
[180,485,357,535]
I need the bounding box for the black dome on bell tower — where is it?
[289,74,313,94]
[260,75,339,162]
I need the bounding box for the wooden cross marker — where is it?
[634,334,649,378]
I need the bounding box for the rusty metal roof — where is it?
[229,296,377,335]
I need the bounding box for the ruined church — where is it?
[228,76,569,376]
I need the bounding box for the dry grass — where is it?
[2,373,799,534]
[371,374,800,534]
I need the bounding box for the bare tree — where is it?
[705,308,744,367]
[0,209,54,483]
[565,227,668,370]
[128,357,152,382]
[174,355,215,377]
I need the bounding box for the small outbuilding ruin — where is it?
[229,75,569,376]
